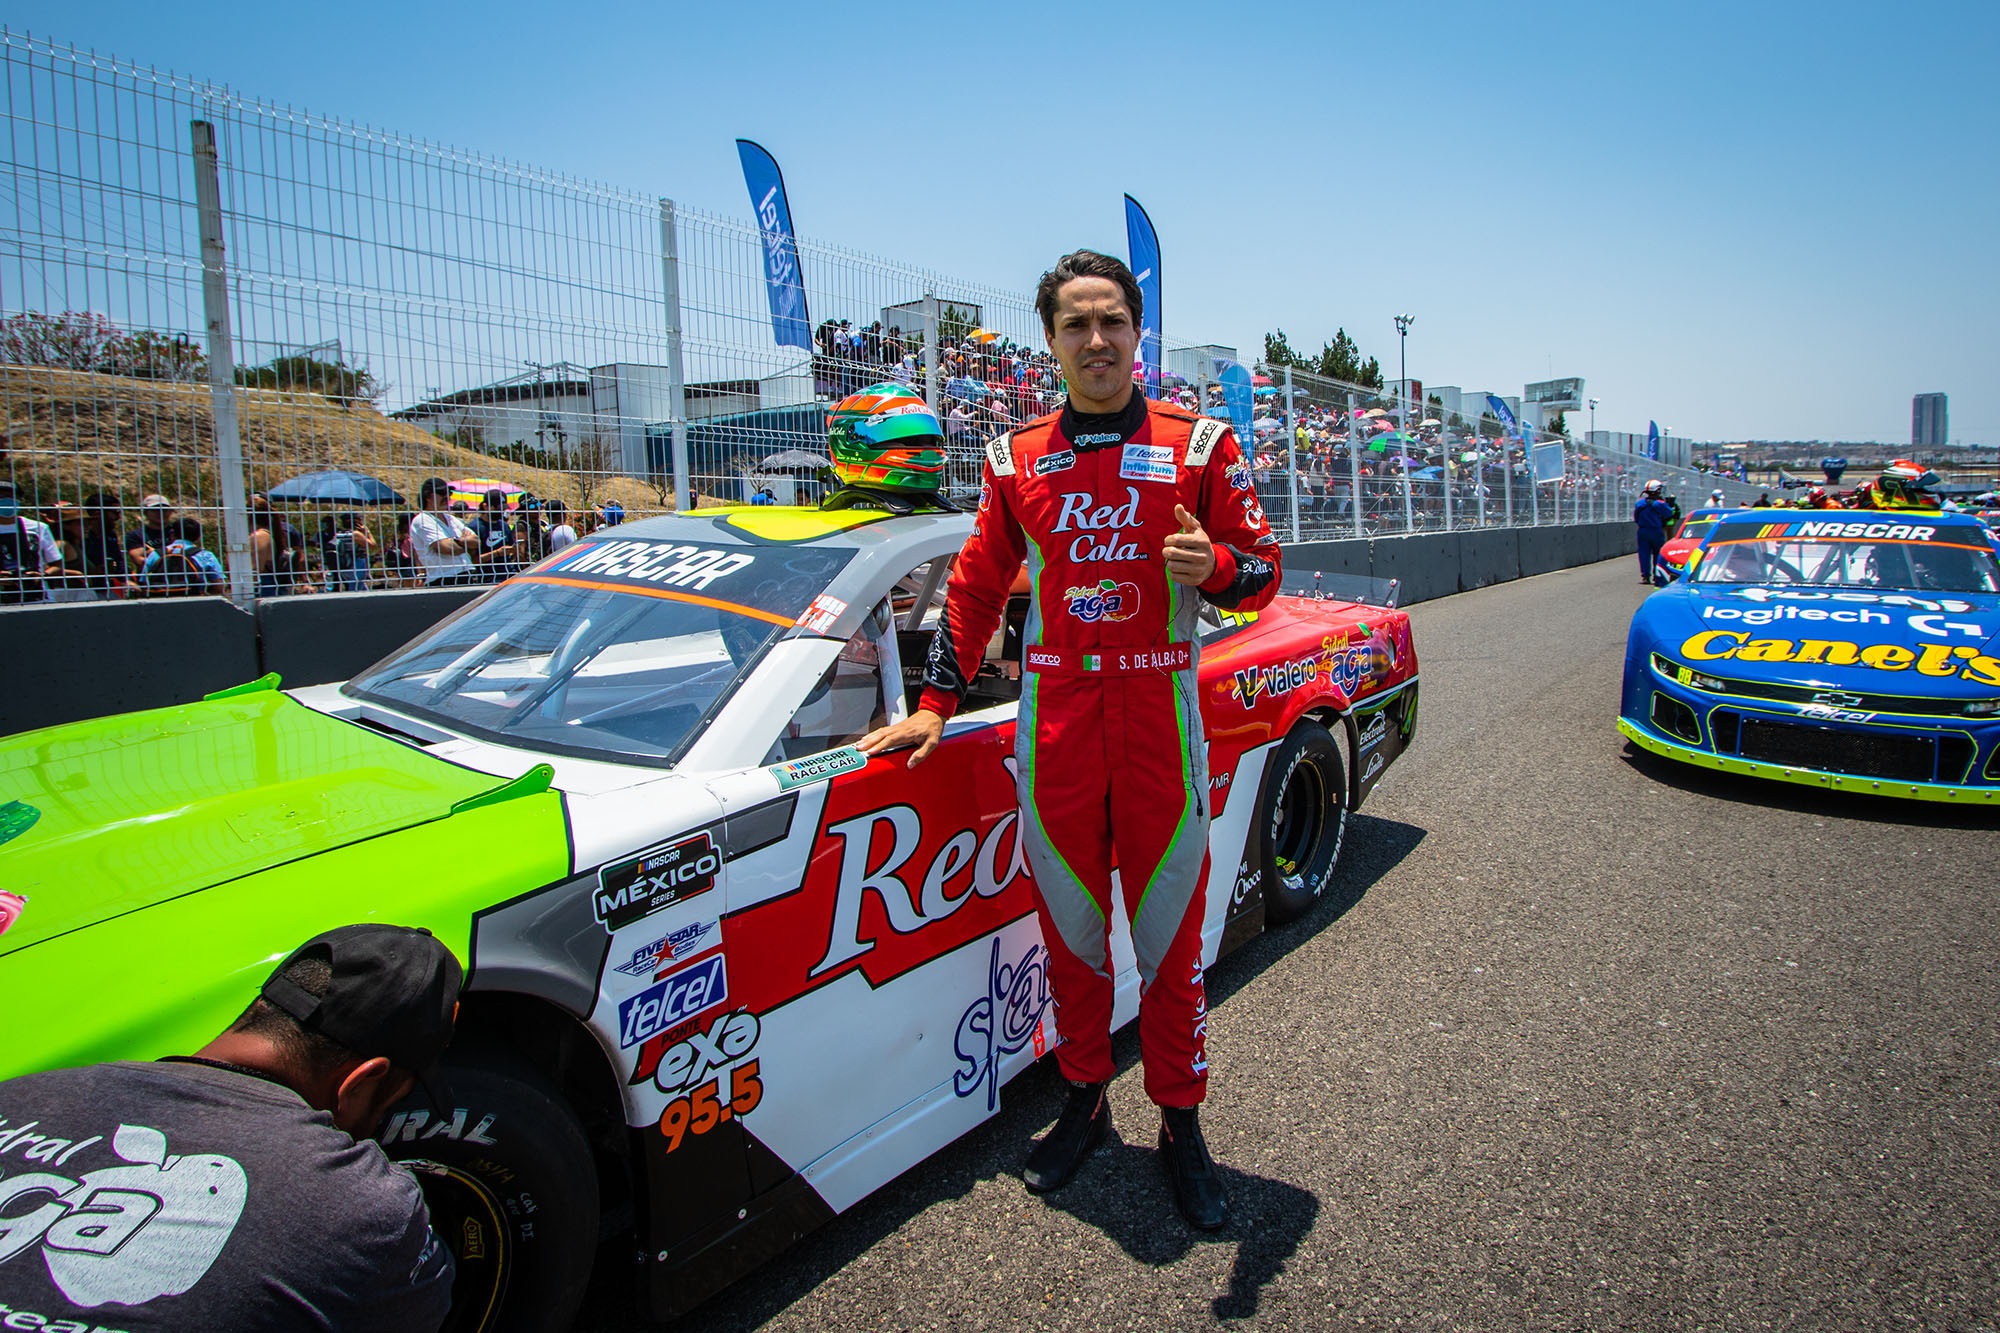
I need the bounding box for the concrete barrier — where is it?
[1283,537,1373,585]
[1,597,259,735]
[1516,526,1567,577]
[258,586,484,688]
[1456,528,1522,590]
[1372,532,1462,605]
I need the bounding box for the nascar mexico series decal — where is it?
[766,747,869,790]
[594,831,721,930]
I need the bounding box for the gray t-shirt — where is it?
[0,1059,453,1331]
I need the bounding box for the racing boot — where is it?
[1159,1105,1229,1230]
[1023,1080,1110,1193]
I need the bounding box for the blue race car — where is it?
[1620,509,2000,802]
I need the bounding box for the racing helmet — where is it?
[1875,459,1941,509]
[825,384,947,495]
[1709,489,1725,504]
[1802,485,1828,507]
[1644,479,1663,496]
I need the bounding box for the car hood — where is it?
[1641,584,2000,693]
[0,685,526,955]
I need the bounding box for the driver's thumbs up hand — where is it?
[1164,504,1215,586]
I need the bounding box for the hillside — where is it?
[0,365,674,522]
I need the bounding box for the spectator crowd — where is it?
[0,476,632,603]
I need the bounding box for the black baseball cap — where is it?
[261,924,463,1105]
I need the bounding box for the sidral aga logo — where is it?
[1064,579,1140,624]
[1231,632,1386,707]
[1225,462,1252,491]
[954,937,1054,1112]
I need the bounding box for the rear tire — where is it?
[1256,722,1349,926]
[380,1048,599,1333]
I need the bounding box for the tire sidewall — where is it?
[1257,722,1348,925]
[379,1055,599,1332]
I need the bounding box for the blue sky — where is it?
[20,0,1998,444]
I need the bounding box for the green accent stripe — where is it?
[1618,717,2000,804]
[1018,673,1105,927]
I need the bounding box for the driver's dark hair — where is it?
[229,950,360,1081]
[1035,250,1142,339]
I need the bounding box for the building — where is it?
[1913,393,1948,448]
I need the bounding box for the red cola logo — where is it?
[1054,487,1146,563]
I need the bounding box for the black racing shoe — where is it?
[1023,1081,1110,1194]
[1158,1105,1229,1230]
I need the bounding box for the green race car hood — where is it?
[0,685,530,956]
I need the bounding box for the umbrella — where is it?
[1361,407,1389,419]
[265,469,404,505]
[755,449,832,473]
[1253,386,1280,398]
[946,376,990,401]
[1419,417,1442,427]
[967,328,1002,344]
[1251,374,1273,387]
[1411,466,1444,480]
[448,477,525,509]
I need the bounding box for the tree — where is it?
[568,431,619,516]
[1263,329,1308,370]
[1259,327,1383,388]
[237,353,381,407]
[0,311,208,381]
[938,303,977,344]
[1547,411,1568,438]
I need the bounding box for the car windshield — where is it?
[346,537,854,765]
[1674,517,1717,542]
[1691,519,2000,593]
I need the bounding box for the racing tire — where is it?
[380,1048,599,1333]
[1256,722,1348,926]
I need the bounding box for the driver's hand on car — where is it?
[857,709,944,767]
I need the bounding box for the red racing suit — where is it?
[918,395,1281,1106]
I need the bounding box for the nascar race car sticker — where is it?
[1726,588,1978,613]
[1698,603,1988,638]
[544,539,759,591]
[594,831,722,930]
[1677,631,2000,686]
[1356,709,1389,754]
[0,799,38,846]
[1228,628,1394,708]
[767,747,870,790]
[953,937,1053,1113]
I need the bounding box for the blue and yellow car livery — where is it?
[1620,510,2000,802]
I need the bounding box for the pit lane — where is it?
[585,555,1999,1331]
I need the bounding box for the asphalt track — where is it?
[586,555,1999,1332]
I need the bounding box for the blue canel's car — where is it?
[1620,508,2000,802]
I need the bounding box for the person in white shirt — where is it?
[408,478,479,586]
[0,481,63,604]
[543,499,578,552]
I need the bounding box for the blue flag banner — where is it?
[1124,195,1162,399]
[1647,420,1660,460]
[1486,393,1517,430]
[1218,360,1255,447]
[735,139,811,350]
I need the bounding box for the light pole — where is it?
[1393,314,1413,419]
[1588,396,1599,445]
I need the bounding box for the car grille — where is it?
[1715,715,1965,783]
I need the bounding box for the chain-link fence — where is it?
[0,29,1739,607]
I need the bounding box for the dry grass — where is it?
[0,365,673,524]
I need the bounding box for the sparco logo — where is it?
[1026,648,1062,669]
[1053,487,1145,563]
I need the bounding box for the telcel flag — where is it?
[1124,195,1162,399]
[1485,394,1518,435]
[1647,420,1660,460]
[735,139,811,350]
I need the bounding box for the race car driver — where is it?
[858,249,1279,1229]
[1851,459,1942,511]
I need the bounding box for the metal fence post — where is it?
[189,120,254,607]
[1347,391,1365,539]
[1501,434,1513,529]
[657,199,691,509]
[1283,366,1300,543]
[922,291,940,418]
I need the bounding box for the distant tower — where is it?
[1912,393,1948,448]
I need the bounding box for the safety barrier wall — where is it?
[2,526,1643,733]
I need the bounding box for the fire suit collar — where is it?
[1060,390,1149,454]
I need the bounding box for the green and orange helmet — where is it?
[826,385,946,495]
